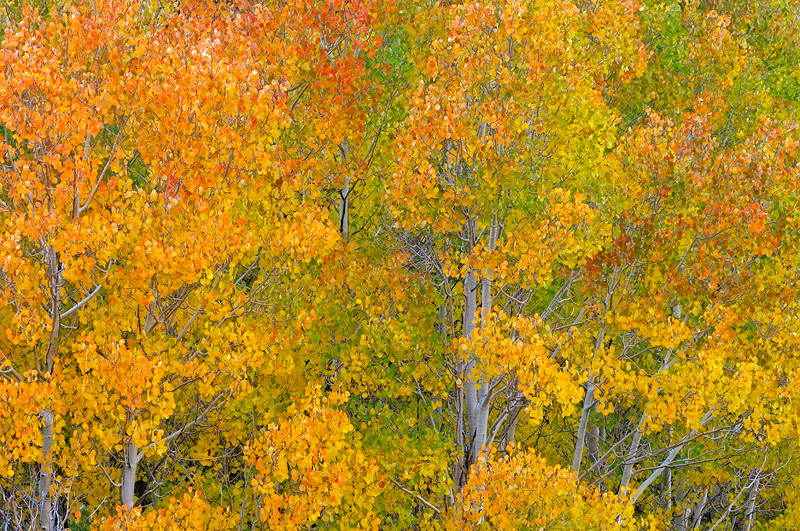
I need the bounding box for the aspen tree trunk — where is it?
[503,417,518,447]
[573,327,603,474]
[460,213,480,467]
[743,473,760,531]
[453,272,467,489]
[39,412,53,531]
[462,267,478,441]
[471,367,490,462]
[571,380,595,474]
[123,282,159,506]
[671,478,690,531]
[338,141,350,240]
[144,280,159,335]
[573,281,609,475]
[586,425,600,465]
[454,381,467,490]
[500,400,524,449]
[673,508,690,531]
[664,467,673,514]
[121,442,140,507]
[581,422,602,491]
[39,244,60,531]
[470,216,499,462]
[589,425,607,491]
[691,488,709,528]
[628,413,713,505]
[339,175,350,239]
[618,426,643,496]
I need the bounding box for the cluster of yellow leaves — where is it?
[461,311,583,421]
[67,339,176,456]
[449,446,635,530]
[93,491,234,531]
[245,387,383,530]
[390,0,638,229]
[0,0,376,520]
[0,378,49,476]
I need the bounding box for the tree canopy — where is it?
[1,0,800,529]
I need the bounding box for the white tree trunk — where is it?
[121,442,140,508]
[39,411,53,531]
[628,413,713,505]
[691,488,709,528]
[586,425,600,464]
[618,427,643,496]
[39,245,61,531]
[462,267,478,443]
[572,380,595,474]
[338,141,350,240]
[501,402,523,448]
[472,392,491,462]
[470,216,499,462]
[673,507,690,531]
[339,175,350,240]
[743,473,760,531]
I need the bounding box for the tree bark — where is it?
[743,472,760,531]
[38,411,53,531]
[338,141,350,240]
[618,421,643,496]
[121,442,141,508]
[462,267,478,444]
[39,244,61,531]
[691,488,709,528]
[572,380,595,474]
[472,388,493,462]
[586,425,600,465]
[673,507,690,531]
[470,215,499,462]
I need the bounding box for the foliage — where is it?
[0,0,799,529]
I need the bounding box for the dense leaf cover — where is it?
[1,0,800,529]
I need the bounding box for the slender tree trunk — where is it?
[501,401,523,449]
[691,488,709,528]
[39,244,61,531]
[121,442,140,508]
[673,507,690,531]
[472,391,492,462]
[572,380,595,474]
[504,411,519,445]
[462,267,478,443]
[592,425,607,491]
[573,322,605,475]
[124,283,163,507]
[665,461,673,513]
[671,478,690,531]
[479,216,497,329]
[470,216,499,462]
[455,250,476,490]
[454,374,467,490]
[338,141,350,240]
[628,414,713,505]
[618,426,643,496]
[39,411,53,531]
[586,425,600,465]
[743,473,760,531]
[339,175,350,240]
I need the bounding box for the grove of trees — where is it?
[1,0,800,529]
